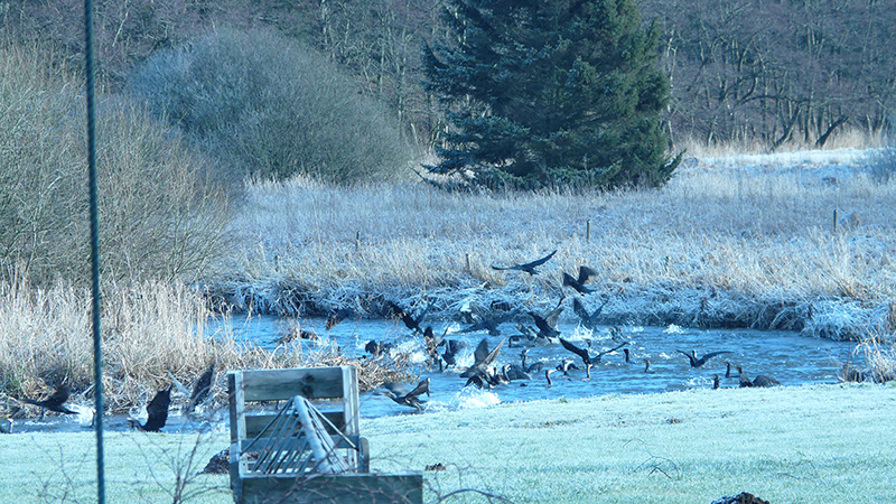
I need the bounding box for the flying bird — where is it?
[460,337,505,381]
[381,378,430,411]
[676,349,733,369]
[561,265,599,294]
[558,338,628,378]
[491,249,557,276]
[457,309,518,336]
[387,300,434,335]
[24,384,77,418]
[572,296,610,330]
[130,386,172,432]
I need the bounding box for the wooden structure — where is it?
[228,366,423,504]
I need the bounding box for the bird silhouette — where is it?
[130,386,172,432]
[326,307,355,330]
[457,309,518,336]
[676,349,732,368]
[491,249,557,276]
[0,418,12,434]
[562,265,599,294]
[187,364,215,414]
[572,297,609,330]
[460,337,505,380]
[24,384,77,417]
[712,374,721,389]
[382,378,430,411]
[559,338,628,378]
[736,367,781,387]
[387,300,434,335]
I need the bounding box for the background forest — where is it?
[3,0,894,151]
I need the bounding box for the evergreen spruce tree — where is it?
[424,0,680,190]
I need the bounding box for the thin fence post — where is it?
[84,0,106,502]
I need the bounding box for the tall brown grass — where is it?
[0,278,413,416]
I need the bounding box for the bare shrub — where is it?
[0,39,228,286]
[126,27,413,184]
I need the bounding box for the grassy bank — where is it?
[213,148,896,340]
[2,383,893,503]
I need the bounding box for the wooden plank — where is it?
[243,410,347,439]
[239,473,424,504]
[228,372,246,445]
[239,367,347,401]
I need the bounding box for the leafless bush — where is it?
[0,39,228,286]
[126,27,413,185]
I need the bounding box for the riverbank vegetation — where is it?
[3,384,894,503]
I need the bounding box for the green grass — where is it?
[3,383,894,503]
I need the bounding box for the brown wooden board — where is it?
[239,472,423,504]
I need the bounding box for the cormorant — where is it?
[561,265,599,294]
[676,349,732,369]
[130,386,172,432]
[623,348,631,363]
[187,363,215,414]
[737,367,781,387]
[24,384,77,418]
[572,296,610,330]
[386,300,434,335]
[712,374,721,389]
[559,338,628,376]
[0,418,12,434]
[457,309,518,336]
[725,361,733,378]
[545,369,555,386]
[491,249,557,276]
[501,363,531,381]
[461,337,505,380]
[643,359,651,373]
[382,378,430,411]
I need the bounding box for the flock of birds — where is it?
[360,250,781,413]
[1,364,216,435]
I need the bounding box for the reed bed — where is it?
[214,149,896,340]
[0,279,414,418]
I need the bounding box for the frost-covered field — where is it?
[212,148,896,341]
[4,383,893,503]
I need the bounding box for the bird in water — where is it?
[622,348,631,363]
[381,378,430,412]
[386,300,434,335]
[491,249,557,276]
[528,296,565,340]
[643,359,651,373]
[736,367,781,388]
[129,386,173,432]
[460,337,505,381]
[712,374,721,389]
[572,296,610,330]
[558,338,628,378]
[725,361,733,378]
[676,349,732,369]
[24,384,77,418]
[326,307,356,330]
[0,418,12,434]
[545,369,556,386]
[561,265,599,294]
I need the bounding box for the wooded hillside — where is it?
[4,0,893,149]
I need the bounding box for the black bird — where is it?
[736,367,781,388]
[562,265,599,294]
[712,374,721,389]
[558,338,628,378]
[326,307,355,330]
[460,337,505,380]
[131,386,172,432]
[622,348,631,363]
[643,359,651,373]
[382,378,430,411]
[365,339,393,356]
[275,327,319,344]
[725,361,733,378]
[458,309,518,336]
[423,326,446,364]
[572,297,610,330]
[387,301,434,335]
[440,339,465,367]
[0,418,13,434]
[24,384,77,417]
[676,349,733,369]
[491,249,557,276]
[187,364,215,414]
[519,349,544,374]
[529,296,564,340]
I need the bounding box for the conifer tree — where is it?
[424,0,680,190]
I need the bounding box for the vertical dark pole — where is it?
[84,0,106,502]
